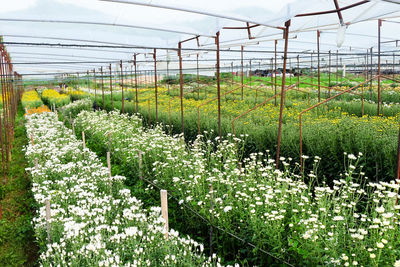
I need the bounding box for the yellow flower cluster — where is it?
[132,86,398,134]
[21,90,43,109]
[42,89,71,107]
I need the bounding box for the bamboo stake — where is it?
[160,190,169,240]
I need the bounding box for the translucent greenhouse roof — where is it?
[2,0,400,78]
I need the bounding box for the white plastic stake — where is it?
[160,190,169,240]
[45,199,51,243]
[82,131,86,149]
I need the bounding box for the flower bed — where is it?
[25,112,220,266]
[41,89,70,107]
[74,110,400,266]
[21,90,43,109]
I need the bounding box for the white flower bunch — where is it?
[25,112,220,266]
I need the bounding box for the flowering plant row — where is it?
[60,98,92,119]
[74,110,400,266]
[41,89,70,107]
[21,90,43,109]
[25,112,221,266]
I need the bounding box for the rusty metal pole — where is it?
[109,64,113,110]
[317,31,321,102]
[154,48,158,122]
[216,32,222,139]
[396,123,400,205]
[120,60,124,113]
[130,63,133,98]
[87,70,89,94]
[94,69,97,106]
[310,52,313,91]
[0,51,6,182]
[276,20,290,169]
[241,45,244,100]
[393,53,395,80]
[328,50,331,97]
[270,57,273,90]
[231,61,234,100]
[0,51,9,167]
[378,19,382,116]
[251,60,256,103]
[178,42,185,135]
[101,67,105,110]
[274,40,278,106]
[370,47,373,100]
[336,50,339,84]
[134,54,138,113]
[297,55,300,89]
[197,54,200,99]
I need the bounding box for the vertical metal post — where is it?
[0,50,6,182]
[378,19,382,116]
[393,53,395,80]
[328,50,331,97]
[297,55,300,89]
[317,30,321,102]
[0,52,9,166]
[134,54,138,113]
[178,42,185,135]
[120,60,124,113]
[216,32,222,139]
[101,67,105,110]
[154,49,158,122]
[310,52,313,90]
[274,40,277,106]
[276,20,290,169]
[241,45,244,100]
[336,50,339,84]
[370,47,373,100]
[270,57,273,90]
[197,54,200,99]
[94,69,97,105]
[109,64,113,110]
[87,70,89,94]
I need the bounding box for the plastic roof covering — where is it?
[1,0,400,78]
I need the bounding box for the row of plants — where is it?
[25,111,221,266]
[21,90,43,109]
[40,89,70,107]
[85,87,398,183]
[72,109,400,266]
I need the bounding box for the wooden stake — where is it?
[72,121,75,133]
[82,131,86,149]
[34,158,38,171]
[45,199,51,243]
[209,184,214,256]
[138,150,143,180]
[107,152,111,178]
[160,190,169,240]
[108,132,111,152]
[30,135,34,146]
